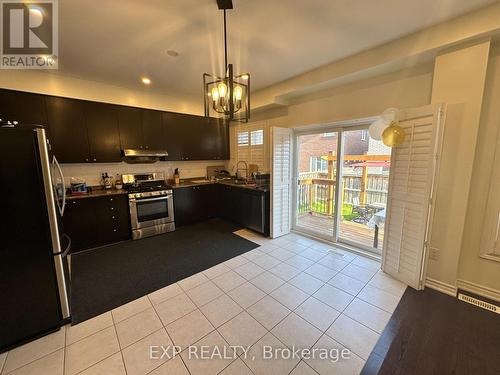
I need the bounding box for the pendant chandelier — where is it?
[203,0,250,122]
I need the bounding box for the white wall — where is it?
[427,41,491,292]
[261,64,433,129]
[61,160,224,187]
[458,45,500,295]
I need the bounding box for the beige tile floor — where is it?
[0,230,407,375]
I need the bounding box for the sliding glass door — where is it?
[293,125,391,254]
[338,128,391,253]
[295,131,339,239]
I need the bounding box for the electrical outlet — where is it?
[429,247,440,261]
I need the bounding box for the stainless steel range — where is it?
[123,172,175,239]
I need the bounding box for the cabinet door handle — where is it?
[85,158,89,162]
[110,207,114,210]
[110,198,113,201]
[112,216,115,219]
[93,158,97,162]
[113,229,117,232]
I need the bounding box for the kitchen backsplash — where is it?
[61,160,229,187]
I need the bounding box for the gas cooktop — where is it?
[122,172,168,193]
[125,182,169,194]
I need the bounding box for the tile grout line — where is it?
[287,359,321,375]
[64,317,115,349]
[261,253,380,366]
[1,351,9,375]
[2,336,64,375]
[109,309,128,375]
[62,325,67,375]
[69,327,123,375]
[72,349,124,375]
[146,294,193,375]
[314,267,386,361]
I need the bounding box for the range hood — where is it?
[121,149,168,164]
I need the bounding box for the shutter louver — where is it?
[271,127,293,238]
[382,104,445,289]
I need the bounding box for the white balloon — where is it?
[381,107,399,125]
[368,119,387,141]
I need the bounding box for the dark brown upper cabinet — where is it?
[162,112,192,161]
[141,110,164,150]
[0,89,47,125]
[2,88,229,163]
[117,106,143,150]
[84,102,121,162]
[45,96,90,163]
[162,113,229,161]
[208,117,229,160]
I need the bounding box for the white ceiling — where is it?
[57,0,497,96]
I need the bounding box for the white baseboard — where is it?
[425,277,457,297]
[457,279,500,303]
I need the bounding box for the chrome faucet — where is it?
[236,161,248,180]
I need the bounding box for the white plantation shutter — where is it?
[382,104,445,289]
[271,127,293,238]
[235,123,267,172]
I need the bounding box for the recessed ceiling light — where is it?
[141,77,151,85]
[167,50,179,57]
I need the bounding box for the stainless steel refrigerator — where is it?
[0,125,70,352]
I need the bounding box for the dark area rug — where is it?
[70,218,259,324]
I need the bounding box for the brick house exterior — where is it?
[298,129,369,173]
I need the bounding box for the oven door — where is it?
[129,193,174,230]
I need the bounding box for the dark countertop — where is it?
[66,178,269,200]
[66,187,128,200]
[169,178,269,192]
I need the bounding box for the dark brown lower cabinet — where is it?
[173,184,218,226]
[174,184,269,236]
[63,194,131,253]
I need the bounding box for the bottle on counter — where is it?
[174,168,180,185]
[115,174,123,190]
[104,172,112,189]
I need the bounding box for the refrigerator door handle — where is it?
[61,233,72,257]
[36,128,70,319]
[52,156,66,216]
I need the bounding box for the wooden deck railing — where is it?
[297,178,336,215]
[297,173,389,217]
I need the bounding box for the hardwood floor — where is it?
[361,288,500,375]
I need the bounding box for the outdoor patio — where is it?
[297,213,385,249]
